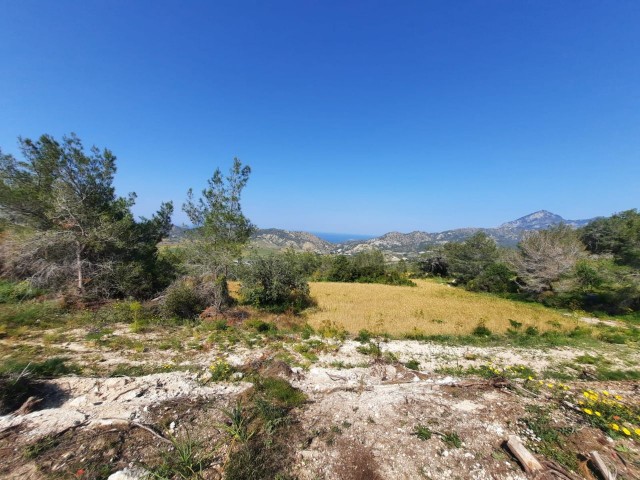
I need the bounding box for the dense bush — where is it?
[581,209,640,268]
[548,258,640,314]
[239,254,314,312]
[0,280,41,303]
[162,276,229,320]
[416,249,449,277]
[467,263,518,294]
[443,232,499,284]
[317,250,415,286]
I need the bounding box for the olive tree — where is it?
[239,253,313,312]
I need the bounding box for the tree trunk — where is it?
[76,241,83,295]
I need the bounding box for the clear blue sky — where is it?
[1,1,638,235]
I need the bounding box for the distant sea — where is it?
[311,232,376,244]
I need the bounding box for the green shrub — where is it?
[211,319,228,331]
[356,329,372,343]
[95,300,146,324]
[414,425,432,440]
[208,359,234,381]
[162,281,206,320]
[467,263,517,293]
[356,342,382,357]
[0,300,66,331]
[405,359,420,371]
[322,251,416,286]
[317,320,347,340]
[300,323,314,339]
[245,319,277,333]
[444,232,499,284]
[240,254,314,313]
[0,357,80,377]
[442,431,462,448]
[256,377,306,408]
[0,280,41,303]
[599,332,627,344]
[472,323,492,337]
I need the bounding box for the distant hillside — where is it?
[251,228,334,253]
[334,210,596,257]
[163,210,597,257]
[162,226,334,253]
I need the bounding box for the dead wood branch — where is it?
[506,434,544,473]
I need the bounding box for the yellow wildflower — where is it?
[611,423,620,431]
[595,411,601,417]
[635,428,640,436]
[583,408,593,415]
[622,427,631,436]
[528,376,534,381]
[614,395,622,400]
[602,390,609,396]
[547,383,554,388]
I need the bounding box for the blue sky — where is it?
[1,1,638,235]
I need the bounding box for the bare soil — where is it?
[1,326,639,480]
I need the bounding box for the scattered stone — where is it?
[107,466,150,480]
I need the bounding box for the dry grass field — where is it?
[306,280,579,336]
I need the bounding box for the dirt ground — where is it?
[1,324,639,480]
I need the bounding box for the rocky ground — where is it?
[1,319,639,479]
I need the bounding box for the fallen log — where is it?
[506,434,544,473]
[589,451,615,480]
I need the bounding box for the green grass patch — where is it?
[521,405,578,471]
[254,377,306,408]
[0,357,80,377]
[0,300,68,334]
[23,436,59,459]
[0,280,41,303]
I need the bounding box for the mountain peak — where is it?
[499,210,565,230]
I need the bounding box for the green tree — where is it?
[350,250,386,281]
[581,209,640,268]
[239,253,313,312]
[181,158,254,309]
[327,255,353,282]
[0,134,173,298]
[443,232,499,284]
[417,247,449,277]
[467,262,517,293]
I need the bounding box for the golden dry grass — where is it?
[306,280,579,336]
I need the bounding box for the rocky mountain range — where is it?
[166,210,596,257]
[249,210,595,257]
[251,228,335,253]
